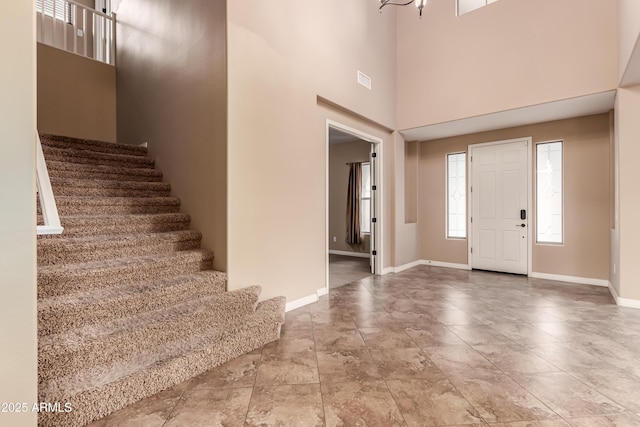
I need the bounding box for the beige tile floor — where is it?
[88,266,640,426]
[328,254,372,289]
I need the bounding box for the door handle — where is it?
[516,224,526,228]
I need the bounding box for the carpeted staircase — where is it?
[37,134,286,427]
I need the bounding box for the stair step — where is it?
[38,249,213,298]
[46,160,163,182]
[36,134,287,427]
[38,298,285,427]
[42,145,155,169]
[38,230,202,266]
[51,177,171,198]
[38,286,263,383]
[46,213,191,238]
[38,271,227,336]
[43,196,181,216]
[40,134,149,157]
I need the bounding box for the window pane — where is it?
[536,142,563,244]
[361,162,371,234]
[361,163,371,199]
[458,0,488,15]
[361,198,371,233]
[36,0,67,20]
[447,153,466,238]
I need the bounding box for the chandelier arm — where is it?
[379,0,414,12]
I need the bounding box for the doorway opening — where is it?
[468,137,533,275]
[326,120,383,291]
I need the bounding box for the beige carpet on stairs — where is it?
[37,134,286,427]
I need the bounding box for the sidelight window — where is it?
[536,141,563,244]
[447,153,466,238]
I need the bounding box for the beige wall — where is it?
[419,114,611,280]
[116,0,228,271]
[615,85,640,300]
[392,132,421,268]
[38,43,116,142]
[397,0,618,129]
[0,2,38,426]
[419,137,469,265]
[227,0,397,302]
[329,140,372,255]
[618,0,640,84]
[404,140,418,223]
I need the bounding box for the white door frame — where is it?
[468,137,533,276]
[325,119,384,294]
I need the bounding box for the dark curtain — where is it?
[345,162,363,245]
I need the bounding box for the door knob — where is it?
[516,224,526,228]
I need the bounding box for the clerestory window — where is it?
[457,0,499,16]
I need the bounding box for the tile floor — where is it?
[88,266,640,426]
[328,254,372,289]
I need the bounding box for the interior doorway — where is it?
[326,120,382,290]
[469,137,532,275]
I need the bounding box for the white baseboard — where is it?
[285,287,330,312]
[529,272,609,287]
[422,260,471,270]
[285,293,318,312]
[390,260,423,274]
[608,283,640,309]
[381,266,395,275]
[329,250,370,259]
[382,259,471,274]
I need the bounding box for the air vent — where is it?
[357,71,372,90]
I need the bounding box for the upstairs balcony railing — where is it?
[36,0,115,65]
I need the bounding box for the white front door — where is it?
[470,139,529,275]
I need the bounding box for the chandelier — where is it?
[379,0,427,17]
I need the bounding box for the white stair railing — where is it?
[37,133,64,236]
[36,0,115,65]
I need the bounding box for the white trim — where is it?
[608,283,640,309]
[527,138,533,276]
[285,293,318,312]
[326,119,384,296]
[36,132,64,236]
[285,287,330,312]
[36,225,64,235]
[423,260,472,270]
[325,125,330,296]
[609,282,621,302]
[328,250,370,258]
[529,272,609,287]
[381,266,395,275]
[468,137,533,275]
[393,260,423,273]
[384,260,471,274]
